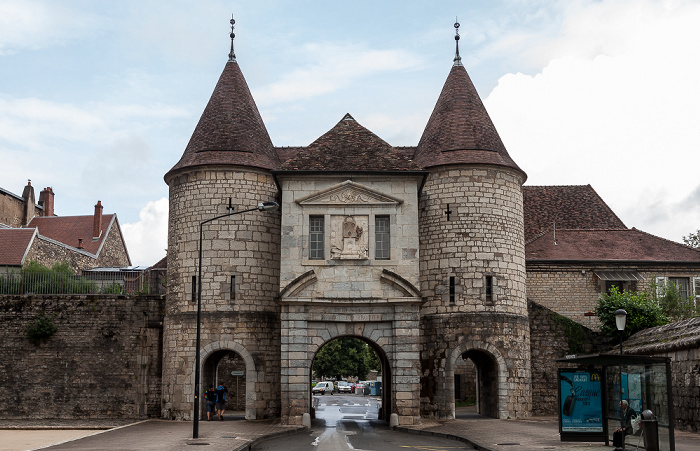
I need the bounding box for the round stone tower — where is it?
[414,27,531,419]
[162,32,281,420]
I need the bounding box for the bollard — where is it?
[640,410,659,451]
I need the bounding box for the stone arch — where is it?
[197,340,259,420]
[445,340,509,419]
[307,324,394,422]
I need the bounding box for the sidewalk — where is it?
[2,409,698,451]
[396,407,700,451]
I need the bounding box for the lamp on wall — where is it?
[614,309,627,355]
[193,200,279,439]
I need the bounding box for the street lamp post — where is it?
[614,308,627,355]
[193,200,279,439]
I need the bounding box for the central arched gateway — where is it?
[280,301,422,426]
[310,335,392,421]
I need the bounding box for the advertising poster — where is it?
[559,370,604,433]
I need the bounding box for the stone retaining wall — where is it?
[0,294,164,420]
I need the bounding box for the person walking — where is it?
[215,384,228,421]
[205,385,217,421]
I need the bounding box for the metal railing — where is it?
[0,268,166,295]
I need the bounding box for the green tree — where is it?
[651,279,699,321]
[595,287,668,340]
[683,229,700,248]
[313,337,380,380]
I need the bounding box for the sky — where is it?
[1,0,699,266]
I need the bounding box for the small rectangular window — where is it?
[191,275,197,303]
[485,276,493,302]
[670,277,690,299]
[309,216,324,260]
[375,216,390,260]
[449,276,456,304]
[230,275,236,300]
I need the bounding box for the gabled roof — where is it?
[413,65,525,178]
[165,61,279,181]
[276,114,423,172]
[27,214,116,255]
[526,228,700,262]
[0,228,36,266]
[523,185,626,241]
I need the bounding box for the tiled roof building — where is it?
[0,183,131,271]
[161,19,700,430]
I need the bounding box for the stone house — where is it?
[524,185,700,330]
[0,181,131,272]
[161,22,699,427]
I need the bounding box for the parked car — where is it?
[312,381,334,395]
[336,381,353,393]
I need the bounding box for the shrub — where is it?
[25,315,58,341]
[595,287,668,340]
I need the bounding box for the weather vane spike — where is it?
[228,14,236,62]
[453,17,463,67]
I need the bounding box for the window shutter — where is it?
[655,277,668,297]
[693,277,700,301]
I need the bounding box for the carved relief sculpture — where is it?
[330,215,369,259]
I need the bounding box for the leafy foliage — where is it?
[312,337,380,381]
[651,279,699,321]
[682,229,700,248]
[25,315,58,341]
[551,312,589,355]
[595,287,668,339]
[12,261,96,294]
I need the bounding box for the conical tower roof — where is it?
[278,114,422,172]
[414,64,525,178]
[165,60,279,181]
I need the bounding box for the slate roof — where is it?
[523,185,626,241]
[526,228,700,262]
[0,228,36,266]
[165,61,279,181]
[413,65,525,177]
[276,114,423,172]
[27,215,116,255]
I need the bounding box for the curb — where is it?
[394,425,493,451]
[232,425,308,451]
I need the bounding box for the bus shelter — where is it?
[556,354,674,451]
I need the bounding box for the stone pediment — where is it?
[295,180,403,206]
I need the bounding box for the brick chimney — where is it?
[38,187,55,217]
[93,201,103,239]
[21,180,35,226]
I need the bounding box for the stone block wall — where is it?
[528,300,603,415]
[0,294,164,419]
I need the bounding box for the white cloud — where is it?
[485,0,700,243]
[121,197,168,267]
[0,1,99,54]
[254,43,422,106]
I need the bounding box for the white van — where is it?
[312,381,334,395]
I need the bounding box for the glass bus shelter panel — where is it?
[606,364,672,451]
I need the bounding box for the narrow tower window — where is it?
[230,275,236,300]
[191,275,197,303]
[309,216,324,260]
[375,215,390,260]
[485,276,494,302]
[449,276,456,304]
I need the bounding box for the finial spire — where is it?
[228,14,236,62]
[453,18,463,67]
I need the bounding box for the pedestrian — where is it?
[613,399,637,450]
[216,383,228,421]
[205,384,217,421]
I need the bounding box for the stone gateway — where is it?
[162,21,531,425]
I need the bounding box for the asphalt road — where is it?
[253,394,469,451]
